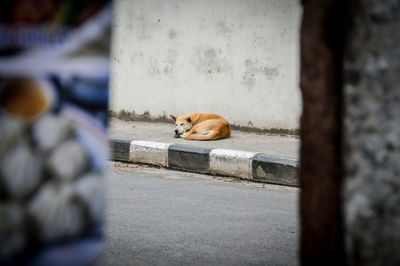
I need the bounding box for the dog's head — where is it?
[170,114,192,138]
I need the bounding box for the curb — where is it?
[110,138,299,187]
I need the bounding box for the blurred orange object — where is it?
[0,78,53,121]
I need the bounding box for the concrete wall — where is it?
[110,0,302,131]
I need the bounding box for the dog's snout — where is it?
[174,129,178,133]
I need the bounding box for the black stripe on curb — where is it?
[168,144,211,173]
[252,154,298,186]
[109,139,131,161]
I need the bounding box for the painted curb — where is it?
[168,144,211,173]
[130,140,171,167]
[252,154,299,186]
[210,149,256,180]
[109,139,131,161]
[109,138,299,187]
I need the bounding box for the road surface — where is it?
[105,162,299,265]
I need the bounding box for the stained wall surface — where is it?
[110,0,302,130]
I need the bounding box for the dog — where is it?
[170,112,231,140]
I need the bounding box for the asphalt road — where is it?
[105,162,299,266]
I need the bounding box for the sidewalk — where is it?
[109,119,299,160]
[109,118,300,186]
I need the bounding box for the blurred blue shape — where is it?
[66,76,109,108]
[28,228,103,266]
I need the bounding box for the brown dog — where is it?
[170,112,231,140]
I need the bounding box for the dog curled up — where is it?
[170,112,231,141]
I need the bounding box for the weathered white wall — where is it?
[110,0,302,130]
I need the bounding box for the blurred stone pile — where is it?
[0,113,105,258]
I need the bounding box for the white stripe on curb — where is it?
[209,149,257,180]
[129,140,172,167]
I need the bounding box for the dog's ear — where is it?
[186,117,191,123]
[170,114,177,121]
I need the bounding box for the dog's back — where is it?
[183,112,223,125]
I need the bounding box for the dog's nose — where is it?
[175,129,178,134]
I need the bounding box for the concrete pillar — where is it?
[343,1,400,265]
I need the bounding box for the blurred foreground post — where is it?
[0,1,112,265]
[300,0,345,265]
[301,0,400,265]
